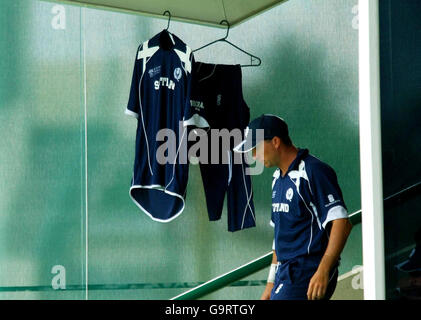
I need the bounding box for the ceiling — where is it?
[42,0,288,28]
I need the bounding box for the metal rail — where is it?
[171,252,273,300]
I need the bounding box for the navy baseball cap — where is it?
[233,114,289,153]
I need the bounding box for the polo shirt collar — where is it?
[279,148,309,178]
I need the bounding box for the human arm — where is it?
[307,218,353,300]
[260,250,277,300]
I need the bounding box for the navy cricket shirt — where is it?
[126,30,193,222]
[270,149,349,262]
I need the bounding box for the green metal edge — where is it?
[39,0,230,29]
[38,0,289,29]
[0,280,268,293]
[227,0,289,28]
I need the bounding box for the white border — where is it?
[125,109,139,119]
[322,205,348,229]
[359,0,386,300]
[183,114,210,128]
[129,184,185,223]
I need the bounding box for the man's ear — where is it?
[272,136,281,149]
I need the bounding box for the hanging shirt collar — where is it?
[158,29,176,50]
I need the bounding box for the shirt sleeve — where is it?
[309,162,348,229]
[125,44,143,119]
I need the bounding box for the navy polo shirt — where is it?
[270,149,348,262]
[126,30,193,222]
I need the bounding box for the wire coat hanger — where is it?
[193,20,262,68]
[161,10,175,46]
[163,10,171,31]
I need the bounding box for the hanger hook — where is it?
[163,10,171,30]
[220,20,230,39]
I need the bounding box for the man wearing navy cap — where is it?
[234,114,353,300]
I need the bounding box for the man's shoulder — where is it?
[303,153,336,177]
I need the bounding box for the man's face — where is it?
[252,139,279,168]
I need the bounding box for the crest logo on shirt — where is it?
[148,66,161,78]
[325,194,341,208]
[174,67,182,81]
[286,188,293,202]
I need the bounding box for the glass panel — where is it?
[379,0,421,300]
[84,7,153,299]
[0,0,86,299]
[84,0,360,300]
[0,0,360,300]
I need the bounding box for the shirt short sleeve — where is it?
[125,44,143,119]
[309,162,348,229]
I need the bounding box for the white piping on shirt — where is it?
[239,156,256,230]
[288,175,315,255]
[165,125,187,190]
